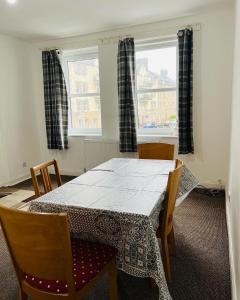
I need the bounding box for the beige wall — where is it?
[0,34,40,186]
[227,0,240,299]
[30,5,234,187]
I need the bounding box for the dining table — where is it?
[29,158,198,300]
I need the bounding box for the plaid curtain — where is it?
[117,38,137,152]
[42,50,68,150]
[178,29,194,154]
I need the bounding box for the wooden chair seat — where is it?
[24,238,117,294]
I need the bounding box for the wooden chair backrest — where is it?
[30,159,62,197]
[138,143,175,160]
[162,159,183,236]
[0,206,76,297]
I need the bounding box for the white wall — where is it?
[226,0,240,299]
[0,34,41,186]
[31,5,234,187]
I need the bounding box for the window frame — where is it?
[135,39,178,137]
[62,48,102,137]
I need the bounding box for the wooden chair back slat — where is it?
[40,168,48,193]
[30,160,62,197]
[46,167,53,191]
[40,168,52,193]
[138,143,175,160]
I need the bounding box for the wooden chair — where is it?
[138,143,175,160]
[156,159,183,282]
[0,206,118,300]
[30,159,62,197]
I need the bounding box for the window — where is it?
[136,40,177,136]
[63,48,102,136]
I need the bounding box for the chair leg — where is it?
[162,237,171,283]
[168,228,176,256]
[19,289,27,300]
[108,260,118,300]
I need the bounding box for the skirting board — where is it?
[225,199,237,300]
[59,169,84,177]
[0,173,31,187]
[0,169,83,187]
[199,182,225,190]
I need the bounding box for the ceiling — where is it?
[0,0,230,41]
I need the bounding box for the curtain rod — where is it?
[39,23,201,51]
[40,47,59,51]
[99,23,200,44]
[98,24,198,45]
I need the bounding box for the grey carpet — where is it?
[168,191,231,300]
[0,189,231,300]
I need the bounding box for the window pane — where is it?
[136,47,176,90]
[68,59,100,94]
[137,91,177,129]
[70,96,101,129]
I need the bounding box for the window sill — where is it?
[138,134,177,139]
[69,134,102,137]
[137,134,178,138]
[68,134,177,142]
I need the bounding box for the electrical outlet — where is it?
[22,162,27,168]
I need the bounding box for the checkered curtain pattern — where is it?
[178,29,194,154]
[117,38,137,152]
[42,50,68,150]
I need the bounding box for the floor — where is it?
[0,177,231,300]
[0,190,34,209]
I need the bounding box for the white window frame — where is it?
[62,48,102,136]
[135,39,178,137]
